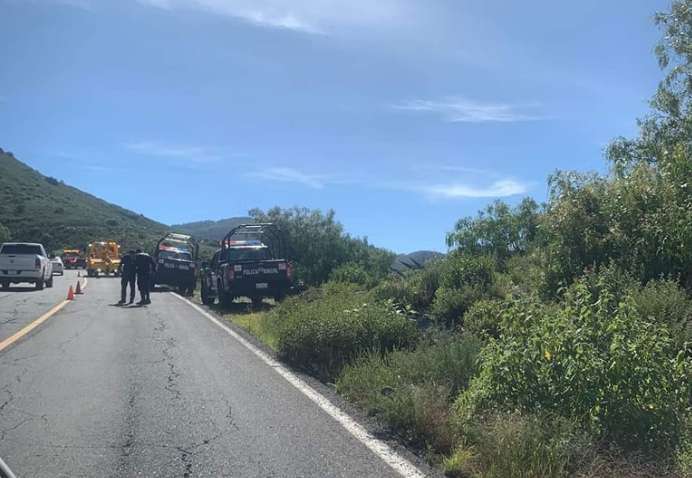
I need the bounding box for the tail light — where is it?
[226,267,234,282]
[35,258,41,269]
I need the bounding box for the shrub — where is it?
[273,282,418,380]
[374,263,442,312]
[455,276,690,454]
[329,262,376,288]
[463,299,506,339]
[431,254,496,326]
[445,412,593,478]
[634,278,692,349]
[337,334,481,453]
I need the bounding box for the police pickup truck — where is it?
[200,224,292,307]
[0,242,54,290]
[152,232,198,296]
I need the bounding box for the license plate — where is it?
[255,283,268,289]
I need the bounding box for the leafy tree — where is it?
[608,0,692,172]
[249,207,394,286]
[446,198,540,267]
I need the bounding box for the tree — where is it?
[608,0,692,173]
[249,207,394,286]
[446,198,540,267]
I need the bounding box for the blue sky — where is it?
[0,0,667,253]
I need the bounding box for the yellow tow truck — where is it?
[86,241,121,277]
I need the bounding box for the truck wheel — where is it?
[46,276,54,288]
[0,282,8,290]
[201,285,212,305]
[219,283,233,307]
[36,278,44,290]
[251,297,263,309]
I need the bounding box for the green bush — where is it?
[337,334,481,453]
[273,282,418,380]
[455,276,690,454]
[374,263,442,312]
[634,278,692,349]
[431,254,496,326]
[329,262,376,288]
[444,412,592,478]
[462,299,506,339]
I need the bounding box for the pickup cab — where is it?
[0,242,54,290]
[200,224,292,307]
[151,232,198,296]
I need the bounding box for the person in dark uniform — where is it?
[135,249,157,305]
[117,250,137,305]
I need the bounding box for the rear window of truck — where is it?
[1,244,43,255]
[224,247,271,262]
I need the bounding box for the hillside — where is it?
[171,217,253,242]
[0,148,168,252]
[391,250,444,273]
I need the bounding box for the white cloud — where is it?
[393,97,544,123]
[136,0,413,34]
[125,141,220,163]
[248,167,326,189]
[420,179,528,198]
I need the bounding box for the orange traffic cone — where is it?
[67,286,75,301]
[75,280,83,295]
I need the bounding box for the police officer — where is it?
[117,250,136,305]
[135,249,157,305]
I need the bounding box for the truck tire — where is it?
[219,282,233,307]
[251,297,263,309]
[35,278,44,290]
[0,282,8,290]
[201,284,212,305]
[46,276,54,288]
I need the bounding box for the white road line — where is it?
[170,293,427,478]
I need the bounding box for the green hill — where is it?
[171,217,253,242]
[0,148,168,252]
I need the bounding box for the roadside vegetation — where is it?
[219,3,692,476]
[0,148,167,251]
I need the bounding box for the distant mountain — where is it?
[391,250,445,273]
[0,148,168,252]
[171,217,253,242]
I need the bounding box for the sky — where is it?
[0,0,668,253]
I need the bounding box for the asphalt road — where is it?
[0,274,425,477]
[0,269,79,340]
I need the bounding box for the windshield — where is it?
[159,250,192,261]
[0,244,42,255]
[224,247,271,262]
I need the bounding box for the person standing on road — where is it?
[135,249,157,305]
[117,250,137,305]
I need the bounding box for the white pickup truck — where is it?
[0,242,54,290]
